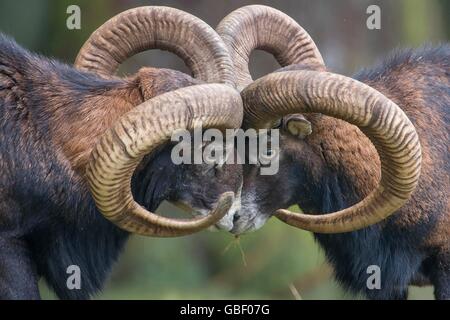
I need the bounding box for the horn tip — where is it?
[217,191,235,209]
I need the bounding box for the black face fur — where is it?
[132,140,242,231]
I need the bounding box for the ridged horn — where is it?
[75,6,235,86]
[241,70,422,233]
[217,5,324,90]
[88,84,243,237]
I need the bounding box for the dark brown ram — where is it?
[218,5,448,299]
[0,7,243,299]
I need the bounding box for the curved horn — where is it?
[88,84,243,237]
[241,70,422,233]
[75,6,234,86]
[217,5,324,90]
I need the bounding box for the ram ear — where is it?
[283,114,312,139]
[136,67,202,100]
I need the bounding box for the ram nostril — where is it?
[233,214,241,223]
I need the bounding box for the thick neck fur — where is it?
[0,37,143,173]
[291,45,449,299]
[296,45,449,216]
[0,34,200,174]
[0,34,195,299]
[301,115,380,213]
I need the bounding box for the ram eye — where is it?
[267,149,277,159]
[259,149,278,163]
[272,118,282,129]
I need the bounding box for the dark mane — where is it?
[244,43,450,299]
[355,44,450,82]
[0,34,174,299]
[0,33,242,299]
[314,44,450,299]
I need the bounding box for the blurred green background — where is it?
[0,0,447,299]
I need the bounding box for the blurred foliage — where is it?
[1,0,447,299]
